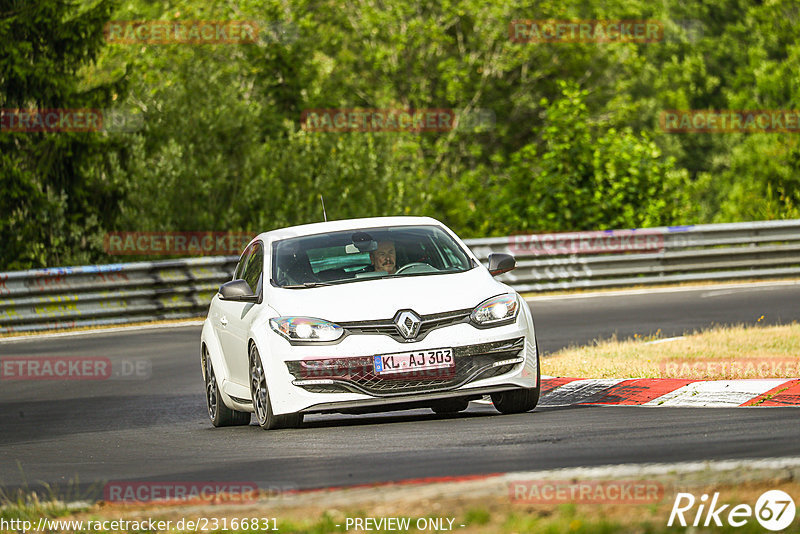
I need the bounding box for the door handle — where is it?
[220,316,228,327]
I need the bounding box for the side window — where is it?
[242,242,264,294]
[233,246,252,281]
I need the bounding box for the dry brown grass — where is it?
[543,322,800,379]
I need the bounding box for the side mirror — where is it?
[219,279,258,302]
[487,253,516,276]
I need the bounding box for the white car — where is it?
[201,216,540,430]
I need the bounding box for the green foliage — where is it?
[0,0,127,269]
[444,83,689,235]
[1,0,799,269]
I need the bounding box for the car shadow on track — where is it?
[300,410,488,429]
[287,403,589,430]
[0,394,207,445]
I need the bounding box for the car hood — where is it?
[267,268,509,321]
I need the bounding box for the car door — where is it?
[219,241,263,387]
[210,245,249,364]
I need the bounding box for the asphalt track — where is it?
[1,282,799,499]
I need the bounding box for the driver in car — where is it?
[370,241,397,274]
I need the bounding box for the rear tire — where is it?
[249,344,303,430]
[430,398,469,414]
[204,348,251,427]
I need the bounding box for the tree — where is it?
[488,82,689,234]
[0,0,127,269]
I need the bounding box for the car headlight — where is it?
[470,294,519,327]
[269,317,344,342]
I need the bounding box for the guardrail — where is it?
[1,219,799,333]
[469,219,800,292]
[0,258,237,334]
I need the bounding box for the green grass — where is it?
[2,498,799,533]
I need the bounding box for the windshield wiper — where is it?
[280,281,334,289]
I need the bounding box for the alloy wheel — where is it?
[250,347,268,425]
[204,351,217,420]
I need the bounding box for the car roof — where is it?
[253,216,447,245]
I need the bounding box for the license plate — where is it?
[374,348,454,375]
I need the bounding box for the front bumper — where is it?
[287,337,525,397]
[254,312,539,415]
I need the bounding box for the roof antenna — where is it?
[319,195,328,222]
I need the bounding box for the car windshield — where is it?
[271,225,475,287]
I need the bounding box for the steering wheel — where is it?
[395,262,432,274]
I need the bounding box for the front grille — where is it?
[286,337,524,397]
[337,308,471,343]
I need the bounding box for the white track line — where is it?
[645,336,686,345]
[525,279,800,301]
[0,320,204,344]
[501,456,800,482]
[644,379,791,407]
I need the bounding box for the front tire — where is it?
[491,387,540,414]
[491,336,541,414]
[249,344,303,430]
[204,348,251,427]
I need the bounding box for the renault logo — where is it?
[394,310,422,340]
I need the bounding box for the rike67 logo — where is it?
[668,490,796,531]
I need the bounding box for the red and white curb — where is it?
[538,376,800,407]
